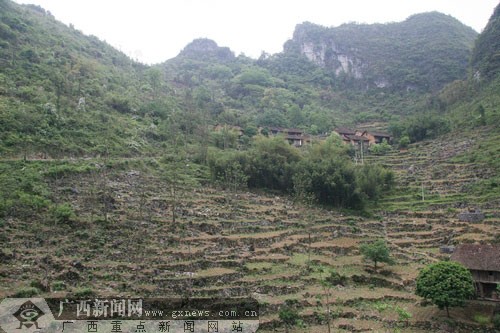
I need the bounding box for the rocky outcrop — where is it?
[283,13,477,91]
[284,23,366,80]
[299,41,364,79]
[178,38,235,62]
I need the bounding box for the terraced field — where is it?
[1,131,499,332]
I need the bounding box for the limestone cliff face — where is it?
[286,23,365,80]
[299,41,364,79]
[283,14,478,91]
[178,38,235,62]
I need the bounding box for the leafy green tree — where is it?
[243,125,258,138]
[256,109,289,128]
[293,137,364,209]
[146,67,163,99]
[207,149,248,191]
[369,139,392,155]
[398,135,410,149]
[51,203,76,225]
[359,239,394,269]
[415,261,475,317]
[288,105,305,128]
[233,67,273,86]
[405,113,450,142]
[210,127,238,150]
[356,164,395,201]
[245,136,300,191]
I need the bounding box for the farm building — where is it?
[334,128,392,146]
[268,127,310,147]
[357,130,392,145]
[450,244,500,301]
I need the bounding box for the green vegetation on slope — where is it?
[208,135,394,210]
[471,3,500,81]
[0,0,158,157]
[284,12,478,91]
[0,0,484,160]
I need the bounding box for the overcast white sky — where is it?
[13,0,500,64]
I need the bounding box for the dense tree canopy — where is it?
[415,261,475,317]
[471,3,500,81]
[0,0,485,158]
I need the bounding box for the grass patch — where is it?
[288,253,311,266]
[473,313,490,325]
[72,287,95,298]
[245,262,273,270]
[194,267,237,278]
[13,287,40,297]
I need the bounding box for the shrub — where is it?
[405,113,450,142]
[72,287,95,298]
[390,112,450,143]
[395,306,412,326]
[14,192,50,217]
[369,139,392,155]
[373,302,390,313]
[473,314,490,325]
[52,281,66,291]
[13,287,40,297]
[294,152,363,209]
[51,203,76,224]
[325,270,348,286]
[246,136,300,191]
[207,149,248,190]
[30,280,49,292]
[279,300,301,333]
[44,163,95,178]
[399,135,410,149]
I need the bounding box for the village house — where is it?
[345,134,370,148]
[334,128,370,151]
[356,130,392,145]
[450,244,500,301]
[334,127,356,144]
[334,128,392,146]
[268,127,309,147]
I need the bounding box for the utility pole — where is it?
[360,141,364,165]
[421,181,425,202]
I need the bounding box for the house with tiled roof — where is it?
[268,127,309,147]
[450,244,500,300]
[357,130,392,145]
[334,128,391,147]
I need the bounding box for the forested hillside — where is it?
[0,0,154,157]
[0,0,483,158]
[284,12,478,91]
[471,3,500,81]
